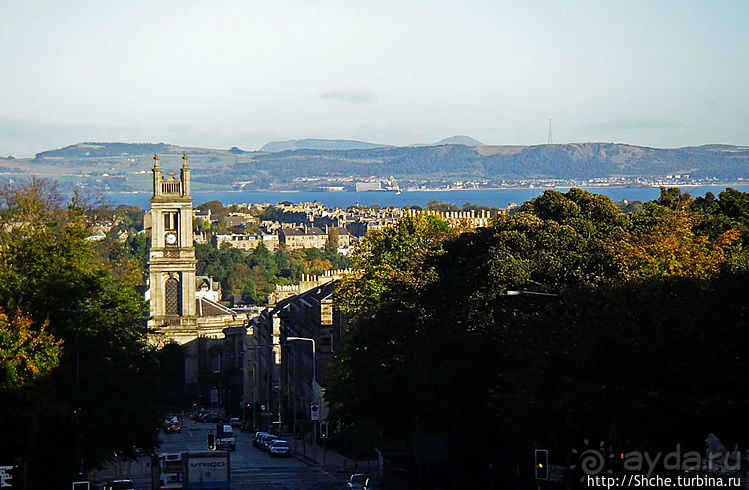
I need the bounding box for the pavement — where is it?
[290,436,380,477]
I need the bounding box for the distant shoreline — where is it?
[105,185,749,210]
[105,181,748,197]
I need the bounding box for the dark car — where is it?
[260,434,278,451]
[240,420,254,433]
[199,412,220,423]
[102,480,136,490]
[252,431,269,448]
[163,416,181,433]
[192,409,211,420]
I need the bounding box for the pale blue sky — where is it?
[1,0,747,157]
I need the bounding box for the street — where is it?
[94,421,352,490]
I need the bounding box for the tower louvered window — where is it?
[165,277,181,315]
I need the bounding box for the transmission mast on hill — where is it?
[547,116,553,145]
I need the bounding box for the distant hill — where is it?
[433,135,484,147]
[259,139,390,152]
[217,142,749,184]
[34,142,175,160]
[17,140,749,193]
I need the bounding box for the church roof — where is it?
[197,297,235,317]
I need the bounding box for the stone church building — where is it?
[145,154,253,414]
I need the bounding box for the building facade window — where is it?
[211,349,221,373]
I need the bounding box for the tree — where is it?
[426,200,460,212]
[327,214,453,450]
[0,310,61,390]
[327,187,749,486]
[325,227,340,251]
[0,180,160,487]
[196,199,226,216]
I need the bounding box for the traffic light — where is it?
[207,433,215,450]
[319,423,328,439]
[535,449,549,480]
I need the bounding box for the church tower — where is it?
[148,154,197,326]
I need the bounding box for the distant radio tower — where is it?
[547,116,553,145]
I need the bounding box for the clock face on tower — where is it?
[165,232,177,246]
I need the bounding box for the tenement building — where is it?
[249,270,348,435]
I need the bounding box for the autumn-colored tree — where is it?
[0,180,160,487]
[0,310,61,390]
[618,202,740,279]
[328,187,749,487]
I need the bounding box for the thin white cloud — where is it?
[320,89,376,105]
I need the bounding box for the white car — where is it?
[216,424,236,451]
[347,473,370,490]
[268,439,290,457]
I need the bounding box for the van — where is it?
[216,424,236,451]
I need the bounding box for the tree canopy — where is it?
[195,243,350,304]
[0,180,161,487]
[327,187,749,486]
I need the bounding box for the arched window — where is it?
[165,277,181,315]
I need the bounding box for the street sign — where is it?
[549,465,565,482]
[310,403,319,421]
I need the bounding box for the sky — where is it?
[1,0,747,158]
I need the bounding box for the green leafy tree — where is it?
[0,180,160,487]
[325,227,340,251]
[328,187,749,486]
[327,214,452,450]
[196,199,226,216]
[426,200,460,212]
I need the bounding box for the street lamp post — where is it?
[74,307,83,481]
[506,290,567,316]
[506,289,570,490]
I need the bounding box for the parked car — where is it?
[252,431,269,448]
[191,409,211,420]
[347,474,370,490]
[268,439,290,457]
[102,480,136,490]
[260,434,278,451]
